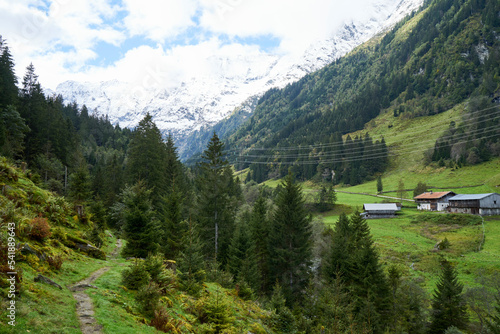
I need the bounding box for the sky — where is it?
[0,0,379,90]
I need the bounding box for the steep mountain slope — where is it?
[220,0,500,184]
[54,0,423,143]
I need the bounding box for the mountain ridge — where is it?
[52,0,424,143]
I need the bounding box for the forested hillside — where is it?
[211,0,500,185]
[1,0,500,333]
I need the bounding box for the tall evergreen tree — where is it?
[268,170,312,305]
[249,193,271,293]
[125,113,167,206]
[121,181,159,258]
[159,184,185,260]
[228,215,259,291]
[323,213,353,283]
[349,211,390,333]
[429,259,468,333]
[177,218,206,295]
[196,132,239,265]
[0,105,29,158]
[0,37,19,108]
[376,175,383,193]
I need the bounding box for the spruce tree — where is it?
[125,113,167,206]
[177,218,205,295]
[249,193,271,293]
[268,170,312,305]
[349,211,390,332]
[196,132,239,265]
[159,184,185,260]
[429,259,468,333]
[377,176,383,193]
[0,37,18,108]
[323,213,353,283]
[228,216,259,291]
[121,181,159,258]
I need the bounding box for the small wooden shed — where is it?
[362,203,398,219]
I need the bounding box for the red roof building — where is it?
[414,191,456,211]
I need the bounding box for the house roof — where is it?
[414,191,455,200]
[363,203,398,211]
[449,193,498,201]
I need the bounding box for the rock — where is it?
[19,243,47,261]
[74,243,106,260]
[34,274,62,290]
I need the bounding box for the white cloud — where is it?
[122,0,198,42]
[197,0,380,55]
[0,0,394,90]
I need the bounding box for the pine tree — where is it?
[323,213,354,283]
[429,259,468,333]
[0,37,19,108]
[159,184,185,260]
[268,170,312,305]
[68,162,92,204]
[0,105,29,158]
[125,113,167,206]
[349,211,391,332]
[249,193,271,293]
[228,216,259,291]
[196,132,239,265]
[121,181,159,258]
[376,176,383,193]
[177,218,206,295]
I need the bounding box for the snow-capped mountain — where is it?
[54,0,423,140]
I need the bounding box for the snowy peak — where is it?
[54,0,423,138]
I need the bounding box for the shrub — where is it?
[135,281,162,317]
[195,293,234,333]
[47,255,64,270]
[150,307,182,333]
[29,217,51,241]
[144,254,165,282]
[121,261,150,290]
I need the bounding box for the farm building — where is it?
[448,193,500,215]
[414,191,456,211]
[362,203,399,218]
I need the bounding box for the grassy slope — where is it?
[253,101,500,295]
[0,159,272,334]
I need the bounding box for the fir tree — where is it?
[349,211,391,332]
[196,132,239,265]
[249,193,271,293]
[68,160,92,203]
[268,170,312,305]
[429,259,468,333]
[121,181,159,258]
[177,218,206,295]
[377,176,383,193]
[0,105,29,158]
[0,37,18,108]
[323,213,353,283]
[159,184,185,260]
[125,113,167,206]
[228,216,259,291]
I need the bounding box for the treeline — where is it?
[245,132,388,185]
[429,96,500,167]
[221,0,500,184]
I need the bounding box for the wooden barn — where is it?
[448,193,500,215]
[414,191,456,211]
[362,203,399,218]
